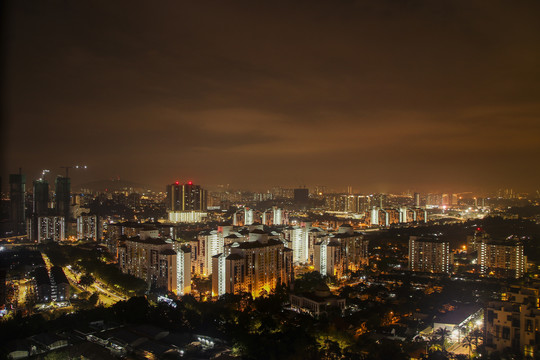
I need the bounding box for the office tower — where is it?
[9,173,26,234]
[166,181,207,211]
[166,182,181,211]
[55,176,71,221]
[212,231,294,298]
[485,283,540,357]
[478,236,525,279]
[33,180,49,216]
[183,182,207,211]
[414,192,420,207]
[408,236,451,273]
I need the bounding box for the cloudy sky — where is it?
[3,0,540,193]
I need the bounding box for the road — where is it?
[41,252,127,307]
[63,265,127,306]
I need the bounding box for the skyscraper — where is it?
[166,181,207,211]
[9,173,26,234]
[414,192,420,207]
[183,181,207,211]
[55,176,70,220]
[33,179,49,216]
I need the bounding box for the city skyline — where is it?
[3,1,540,193]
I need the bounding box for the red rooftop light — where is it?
[188,181,193,185]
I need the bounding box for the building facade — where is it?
[408,236,451,273]
[118,236,189,294]
[212,233,294,298]
[478,237,525,279]
[485,283,540,357]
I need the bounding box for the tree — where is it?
[79,273,95,288]
[434,328,451,352]
[463,335,474,359]
[470,328,482,349]
[88,292,99,306]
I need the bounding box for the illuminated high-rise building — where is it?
[314,238,341,277]
[408,236,451,273]
[166,181,207,211]
[212,231,293,298]
[176,245,192,296]
[282,222,317,264]
[118,236,189,293]
[37,216,66,242]
[478,236,525,279]
[183,181,207,211]
[313,224,369,276]
[414,192,420,207]
[77,214,100,240]
[166,182,182,211]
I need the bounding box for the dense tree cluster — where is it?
[42,243,146,295]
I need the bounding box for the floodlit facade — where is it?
[168,210,207,223]
[176,245,191,296]
[283,222,317,264]
[212,232,294,298]
[408,236,451,273]
[190,225,233,276]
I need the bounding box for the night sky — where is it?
[3,0,540,193]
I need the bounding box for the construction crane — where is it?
[60,165,87,178]
[38,169,50,181]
